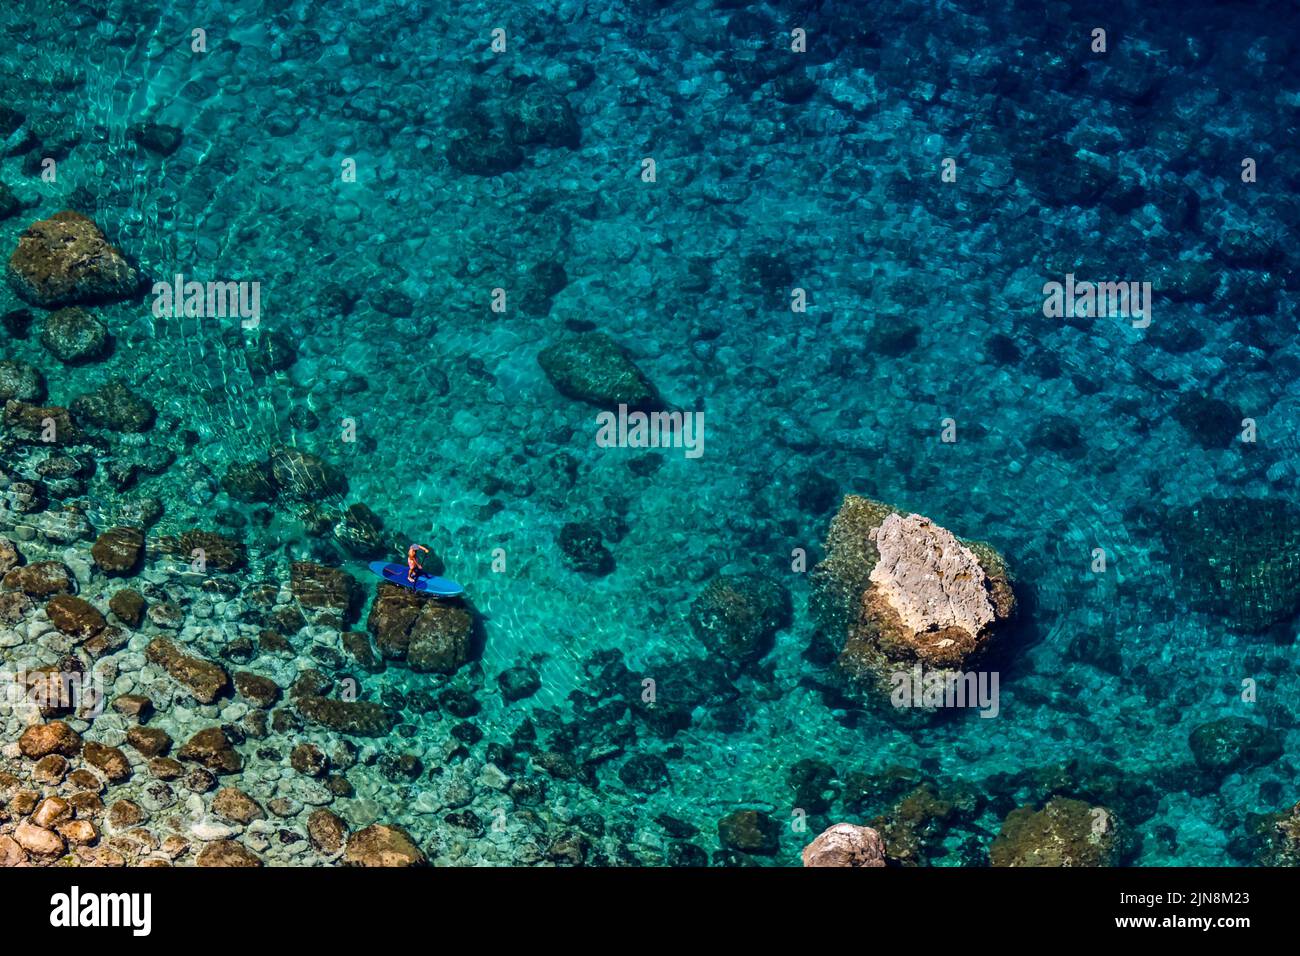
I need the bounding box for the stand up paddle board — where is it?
[368,562,465,597]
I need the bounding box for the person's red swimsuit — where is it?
[407,544,428,582]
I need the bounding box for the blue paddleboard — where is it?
[369,562,464,597]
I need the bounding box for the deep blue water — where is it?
[0,0,1298,867]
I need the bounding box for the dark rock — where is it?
[177,727,243,774]
[557,521,614,575]
[538,333,658,409]
[40,308,109,364]
[0,360,44,402]
[690,573,792,664]
[503,87,580,148]
[145,638,230,704]
[498,665,542,703]
[71,379,154,431]
[91,526,145,574]
[718,809,780,854]
[1189,717,1281,778]
[619,753,670,793]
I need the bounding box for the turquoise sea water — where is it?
[1,0,1299,866]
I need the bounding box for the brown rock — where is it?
[343,824,425,867]
[0,590,33,624]
[2,400,80,444]
[173,530,245,572]
[341,630,382,672]
[2,560,74,597]
[290,743,327,777]
[31,795,72,828]
[990,798,1121,867]
[145,637,229,704]
[91,526,145,574]
[13,820,64,858]
[295,695,394,738]
[0,834,27,866]
[196,839,262,867]
[232,671,280,708]
[126,726,171,757]
[106,800,145,829]
[57,819,99,846]
[6,210,139,307]
[290,561,359,620]
[45,594,106,638]
[18,720,81,758]
[82,741,131,782]
[306,808,348,854]
[67,768,101,791]
[212,787,264,824]
[149,757,184,780]
[177,727,242,774]
[108,589,146,628]
[111,693,152,719]
[31,754,69,784]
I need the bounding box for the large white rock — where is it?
[802,823,887,867]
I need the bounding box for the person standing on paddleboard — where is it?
[407,543,430,583]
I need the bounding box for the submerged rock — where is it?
[334,502,387,558]
[0,359,45,402]
[290,561,359,622]
[177,727,243,774]
[810,496,1015,712]
[7,211,139,307]
[2,400,79,444]
[718,809,780,855]
[446,129,524,176]
[503,87,581,148]
[343,823,425,866]
[295,695,395,737]
[146,638,230,704]
[1165,497,1300,632]
[690,573,792,664]
[45,594,105,638]
[801,823,887,867]
[70,378,155,431]
[91,526,145,575]
[2,560,74,597]
[40,307,109,363]
[538,332,659,409]
[990,798,1121,867]
[1188,717,1281,779]
[556,521,614,575]
[221,460,277,503]
[269,445,347,500]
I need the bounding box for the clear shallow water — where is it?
[0,0,1297,866]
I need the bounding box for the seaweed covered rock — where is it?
[46,595,106,638]
[718,809,780,855]
[146,638,230,704]
[70,378,155,431]
[538,333,658,409]
[0,359,45,402]
[177,727,243,774]
[222,460,277,502]
[3,560,74,597]
[290,561,359,622]
[171,530,245,572]
[40,307,109,364]
[810,496,1015,712]
[269,444,347,501]
[1188,717,1281,779]
[91,526,145,575]
[1164,497,1300,632]
[343,823,425,866]
[7,211,139,307]
[1252,802,1300,866]
[556,521,614,575]
[990,798,1121,867]
[801,823,887,867]
[3,400,79,444]
[446,129,524,176]
[690,573,792,664]
[503,86,581,148]
[294,695,395,737]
